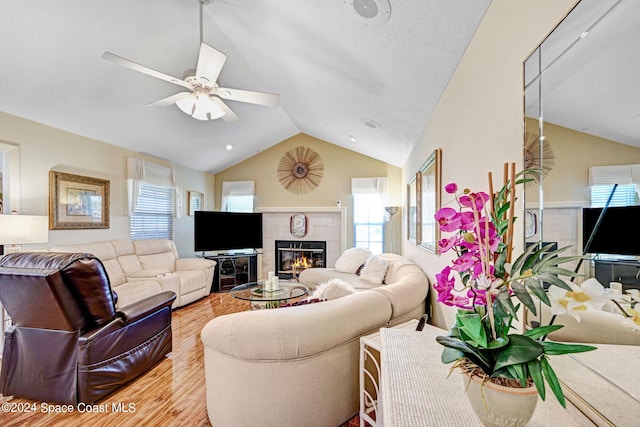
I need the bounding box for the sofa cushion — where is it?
[359,255,389,284]
[138,252,177,272]
[299,268,381,291]
[334,247,372,273]
[309,278,356,300]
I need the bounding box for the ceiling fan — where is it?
[101,1,279,122]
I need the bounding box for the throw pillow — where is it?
[281,298,325,308]
[334,247,373,273]
[359,255,389,284]
[309,278,357,300]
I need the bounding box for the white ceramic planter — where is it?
[461,371,539,427]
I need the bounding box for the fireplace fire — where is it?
[276,240,326,279]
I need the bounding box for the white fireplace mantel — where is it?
[256,206,347,278]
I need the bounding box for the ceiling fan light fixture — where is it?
[175,92,225,121]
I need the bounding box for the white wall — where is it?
[0,111,215,258]
[401,0,578,329]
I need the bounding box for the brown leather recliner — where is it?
[0,252,176,404]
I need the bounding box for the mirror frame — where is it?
[418,148,442,253]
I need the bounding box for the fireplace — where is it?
[276,240,326,279]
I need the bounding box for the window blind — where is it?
[128,159,175,240]
[589,165,640,207]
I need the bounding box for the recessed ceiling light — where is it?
[225,144,233,150]
[360,117,382,129]
[348,135,357,143]
[344,0,391,26]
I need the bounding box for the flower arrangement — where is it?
[434,165,598,407]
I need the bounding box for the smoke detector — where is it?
[344,0,391,26]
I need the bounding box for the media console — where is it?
[594,259,640,291]
[203,253,259,292]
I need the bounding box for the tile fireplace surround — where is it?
[258,207,347,279]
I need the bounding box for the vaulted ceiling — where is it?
[0,0,491,173]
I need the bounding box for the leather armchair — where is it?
[0,252,176,404]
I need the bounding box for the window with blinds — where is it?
[129,161,174,240]
[589,165,640,207]
[352,177,387,254]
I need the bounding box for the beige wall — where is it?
[0,111,215,257]
[525,117,640,204]
[401,0,579,329]
[214,133,403,251]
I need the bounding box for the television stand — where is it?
[205,253,258,292]
[594,259,640,292]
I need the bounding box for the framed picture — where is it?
[407,174,418,243]
[49,171,110,229]
[188,191,204,216]
[419,148,442,253]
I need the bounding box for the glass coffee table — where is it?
[230,281,309,309]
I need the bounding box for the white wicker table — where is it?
[379,326,597,426]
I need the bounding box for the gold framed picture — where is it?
[49,171,110,230]
[188,191,204,216]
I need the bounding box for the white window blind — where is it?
[352,178,387,254]
[128,158,175,240]
[222,181,255,212]
[589,165,640,207]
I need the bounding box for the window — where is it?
[128,158,177,240]
[589,165,640,207]
[352,178,387,254]
[221,181,255,212]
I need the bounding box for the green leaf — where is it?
[527,359,546,400]
[441,346,464,364]
[540,341,597,356]
[511,280,536,313]
[457,313,488,348]
[540,356,565,407]
[524,324,564,340]
[496,289,519,320]
[507,363,529,387]
[525,278,550,306]
[487,337,508,349]
[511,243,540,274]
[537,273,572,289]
[494,335,544,371]
[436,336,494,374]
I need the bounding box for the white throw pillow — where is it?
[359,255,389,284]
[334,247,373,273]
[309,278,357,300]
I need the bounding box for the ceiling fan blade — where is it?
[146,92,192,107]
[217,87,280,107]
[195,43,227,84]
[211,97,240,123]
[102,51,192,90]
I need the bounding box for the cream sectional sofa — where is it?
[50,239,215,308]
[200,253,429,427]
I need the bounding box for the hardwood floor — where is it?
[0,293,362,427]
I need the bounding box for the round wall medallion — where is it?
[277,146,324,194]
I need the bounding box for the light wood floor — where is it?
[1,293,361,427]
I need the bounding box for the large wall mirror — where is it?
[524,0,640,423]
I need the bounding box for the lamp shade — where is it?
[0,215,49,245]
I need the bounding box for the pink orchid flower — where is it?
[444,183,458,194]
[435,207,462,232]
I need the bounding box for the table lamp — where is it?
[0,214,49,254]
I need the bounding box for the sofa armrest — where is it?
[117,291,176,323]
[371,271,430,320]
[175,258,216,271]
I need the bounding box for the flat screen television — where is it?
[194,211,263,253]
[582,206,640,256]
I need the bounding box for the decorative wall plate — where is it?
[277,146,324,194]
[290,213,307,238]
